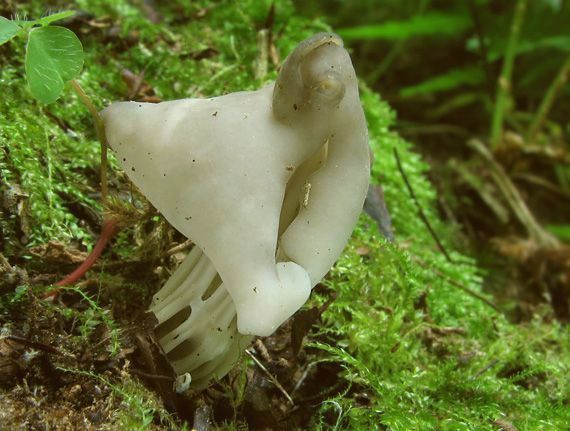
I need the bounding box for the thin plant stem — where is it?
[393,147,453,263]
[366,39,405,84]
[527,55,570,142]
[490,0,528,149]
[467,0,494,99]
[70,79,109,203]
[53,218,119,287]
[51,80,117,290]
[412,256,499,312]
[365,0,430,84]
[245,349,294,405]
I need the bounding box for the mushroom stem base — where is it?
[150,246,252,389]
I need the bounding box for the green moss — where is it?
[309,90,570,430]
[0,0,328,251]
[1,1,568,430]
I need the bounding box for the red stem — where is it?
[54,218,119,287]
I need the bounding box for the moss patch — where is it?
[1,1,568,430]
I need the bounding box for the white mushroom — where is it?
[101,33,369,387]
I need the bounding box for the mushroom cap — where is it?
[101,87,316,336]
[101,32,370,337]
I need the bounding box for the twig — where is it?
[527,55,570,142]
[6,335,71,357]
[412,255,499,312]
[70,79,109,203]
[473,358,500,378]
[291,362,316,395]
[245,349,294,405]
[166,239,194,256]
[130,369,174,382]
[490,0,528,149]
[393,147,452,262]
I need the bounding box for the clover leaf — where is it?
[0,16,21,45]
[25,25,84,103]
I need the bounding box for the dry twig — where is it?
[245,349,294,405]
[394,147,453,262]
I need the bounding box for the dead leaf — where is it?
[120,69,161,102]
[492,237,538,262]
[29,241,88,264]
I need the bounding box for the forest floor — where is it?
[1,1,569,430]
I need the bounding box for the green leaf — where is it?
[400,66,485,98]
[426,92,482,119]
[482,36,570,62]
[25,25,84,104]
[36,11,76,27]
[0,16,21,46]
[338,12,472,41]
[540,0,562,10]
[516,36,570,55]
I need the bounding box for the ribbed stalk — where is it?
[150,246,252,388]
